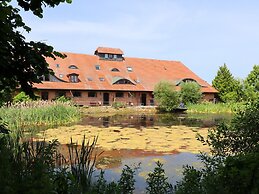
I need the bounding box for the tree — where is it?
[180,82,202,104]
[243,65,259,101]
[212,64,239,102]
[153,81,180,112]
[174,99,259,194]
[0,0,71,101]
[245,65,259,91]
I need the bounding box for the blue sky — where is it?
[20,0,259,83]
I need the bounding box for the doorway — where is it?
[103,93,109,105]
[141,93,147,106]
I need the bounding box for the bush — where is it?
[13,91,31,103]
[112,101,126,109]
[146,161,173,194]
[174,99,259,194]
[180,82,202,104]
[153,81,180,112]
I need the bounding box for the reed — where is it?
[0,100,81,133]
[187,102,243,114]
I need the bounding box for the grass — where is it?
[0,100,81,133]
[186,102,243,114]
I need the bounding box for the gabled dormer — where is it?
[94,47,124,61]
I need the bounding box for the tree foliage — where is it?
[212,64,240,102]
[245,65,259,92]
[153,81,180,112]
[0,0,71,100]
[243,65,259,101]
[180,82,202,104]
[174,99,259,194]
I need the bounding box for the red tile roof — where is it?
[95,47,124,55]
[34,47,218,93]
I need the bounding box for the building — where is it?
[33,47,218,106]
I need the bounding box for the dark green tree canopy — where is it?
[212,64,239,102]
[0,0,71,99]
[245,65,259,92]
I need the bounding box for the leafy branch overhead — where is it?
[0,0,71,98]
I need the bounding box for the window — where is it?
[56,64,60,68]
[114,79,133,84]
[56,91,66,98]
[88,92,97,97]
[39,74,50,81]
[69,74,79,83]
[104,54,108,59]
[127,67,133,72]
[72,91,81,97]
[114,54,117,59]
[95,65,101,70]
[135,79,140,83]
[108,54,113,59]
[99,77,105,81]
[111,68,120,72]
[128,92,135,97]
[41,92,49,100]
[69,65,78,69]
[115,92,124,98]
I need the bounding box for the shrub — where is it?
[180,82,202,104]
[153,81,180,112]
[13,91,31,103]
[174,99,259,194]
[112,101,126,109]
[146,161,173,194]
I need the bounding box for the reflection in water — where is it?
[79,113,232,129]
[77,113,232,192]
[94,152,203,193]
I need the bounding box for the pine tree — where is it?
[245,65,259,92]
[212,64,238,102]
[244,65,259,101]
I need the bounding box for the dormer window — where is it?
[94,47,124,61]
[112,77,135,85]
[111,68,120,72]
[176,78,201,86]
[69,65,78,69]
[69,74,79,83]
[108,54,113,59]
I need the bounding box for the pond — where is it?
[37,112,232,193]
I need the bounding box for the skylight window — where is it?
[59,74,63,78]
[56,64,60,68]
[87,77,93,81]
[95,65,101,70]
[127,67,133,72]
[99,77,105,81]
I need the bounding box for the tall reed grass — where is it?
[0,100,81,133]
[187,102,243,114]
